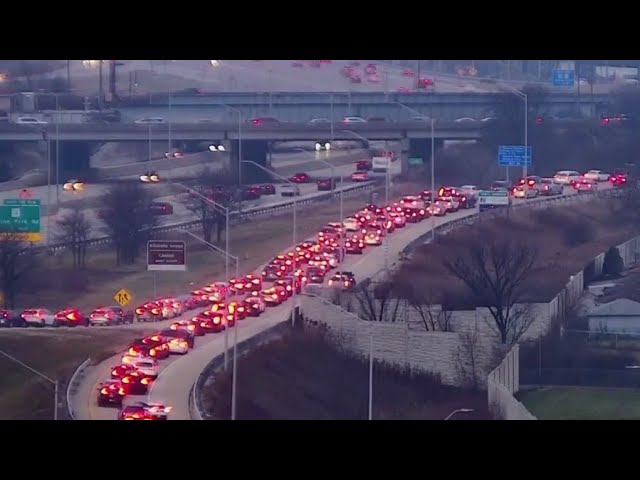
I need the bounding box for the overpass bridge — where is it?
[115,91,611,123]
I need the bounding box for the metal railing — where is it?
[65,357,90,420]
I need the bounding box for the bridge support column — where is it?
[229,139,271,184]
[405,138,444,180]
[55,141,92,182]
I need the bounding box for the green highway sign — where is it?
[0,198,41,242]
[408,157,424,166]
[478,191,509,197]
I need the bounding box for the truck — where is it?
[478,190,511,212]
[371,157,389,173]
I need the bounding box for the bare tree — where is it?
[355,282,402,322]
[403,284,454,332]
[0,232,39,308]
[181,168,234,245]
[101,183,156,265]
[55,207,91,267]
[444,238,537,344]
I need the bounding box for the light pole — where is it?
[182,230,239,376]
[0,349,59,420]
[368,332,373,421]
[430,118,436,242]
[241,160,298,245]
[444,408,474,420]
[172,182,233,370]
[506,88,528,181]
[23,124,51,241]
[294,148,345,264]
[168,94,172,153]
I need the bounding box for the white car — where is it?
[322,252,340,268]
[20,308,55,327]
[134,402,172,419]
[583,169,610,182]
[281,184,301,197]
[343,217,360,232]
[15,116,48,124]
[165,337,190,354]
[364,232,382,246]
[309,118,330,124]
[132,359,159,378]
[512,185,538,199]
[553,170,581,184]
[411,115,431,121]
[438,196,460,212]
[427,201,447,216]
[135,117,165,124]
[454,117,476,123]
[341,116,367,123]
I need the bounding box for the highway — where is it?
[71,178,614,420]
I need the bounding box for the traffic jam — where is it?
[1,159,630,419]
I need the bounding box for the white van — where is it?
[371,157,389,173]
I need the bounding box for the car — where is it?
[418,190,433,202]
[553,170,582,185]
[344,236,365,254]
[309,117,330,124]
[248,117,280,125]
[120,371,154,395]
[262,264,286,281]
[367,116,387,122]
[241,185,261,200]
[164,148,184,158]
[97,380,126,407]
[328,271,357,289]
[63,179,84,192]
[289,172,311,183]
[210,301,247,321]
[454,117,476,123]
[454,193,477,209]
[515,176,542,192]
[127,340,170,360]
[539,178,563,196]
[140,172,160,183]
[292,61,304,68]
[437,186,458,197]
[16,116,48,124]
[574,177,598,193]
[491,180,511,191]
[306,267,327,284]
[350,75,362,84]
[20,308,55,327]
[170,318,205,336]
[403,69,416,77]
[356,160,372,171]
[458,185,481,199]
[342,116,367,124]
[243,295,267,316]
[343,217,360,232]
[274,276,301,296]
[403,207,428,222]
[308,254,330,270]
[148,201,173,215]
[610,170,629,187]
[512,185,538,199]
[134,302,162,322]
[193,313,226,333]
[135,117,165,124]
[53,308,88,327]
[258,184,277,195]
[388,212,407,227]
[364,231,382,246]
[584,170,610,182]
[317,178,336,191]
[281,185,301,197]
[436,196,460,213]
[130,359,159,379]
[162,335,191,354]
[351,171,369,182]
[416,78,435,89]
[119,404,158,420]
[90,306,132,326]
[0,310,23,327]
[159,328,195,349]
[122,402,172,420]
[111,364,137,379]
[260,286,288,306]
[427,201,447,216]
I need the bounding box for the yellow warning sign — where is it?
[114,288,133,307]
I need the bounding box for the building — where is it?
[587,298,640,334]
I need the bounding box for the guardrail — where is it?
[38,181,377,254]
[65,357,90,420]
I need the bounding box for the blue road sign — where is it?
[552,69,575,87]
[498,145,532,167]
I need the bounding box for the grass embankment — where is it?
[202,327,489,420]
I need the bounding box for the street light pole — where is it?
[0,349,59,420]
[55,94,60,207]
[368,333,373,421]
[431,118,436,242]
[168,94,172,152]
[148,125,152,163]
[241,160,297,245]
[509,88,528,180]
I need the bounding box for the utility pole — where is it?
[66,60,71,91]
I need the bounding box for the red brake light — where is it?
[100,387,108,395]
[135,308,144,315]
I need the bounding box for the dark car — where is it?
[160,328,195,348]
[0,309,23,327]
[120,371,154,395]
[356,160,372,171]
[454,193,477,209]
[491,180,511,191]
[193,314,225,334]
[97,380,126,407]
[127,339,170,360]
[258,184,276,195]
[248,117,279,125]
[241,186,261,200]
[148,201,174,215]
[306,267,326,284]
[54,308,88,327]
[89,306,131,326]
[316,178,336,191]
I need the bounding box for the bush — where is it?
[563,221,595,246]
[602,247,624,276]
